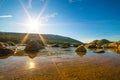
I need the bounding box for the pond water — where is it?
[0,47,120,80]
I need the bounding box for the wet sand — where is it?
[0,47,120,80]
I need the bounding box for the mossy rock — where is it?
[24,40,43,53]
[0,47,14,56]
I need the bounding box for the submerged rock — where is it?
[93,49,105,53]
[75,46,86,52]
[24,40,43,53]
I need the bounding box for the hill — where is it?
[89,39,111,46]
[0,32,83,44]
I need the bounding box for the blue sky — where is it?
[0,0,120,42]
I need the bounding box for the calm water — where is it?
[0,47,120,80]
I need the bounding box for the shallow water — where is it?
[0,47,120,80]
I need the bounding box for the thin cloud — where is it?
[40,12,58,23]
[0,15,13,18]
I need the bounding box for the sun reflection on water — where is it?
[29,61,35,69]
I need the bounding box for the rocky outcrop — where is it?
[24,40,43,53]
[90,39,110,46]
[102,42,120,48]
[61,42,70,48]
[85,44,97,48]
[75,46,86,52]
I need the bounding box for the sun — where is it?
[25,19,40,33]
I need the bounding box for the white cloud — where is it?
[40,13,58,23]
[0,15,13,18]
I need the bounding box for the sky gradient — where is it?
[0,0,120,42]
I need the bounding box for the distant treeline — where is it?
[0,32,83,44]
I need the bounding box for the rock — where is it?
[73,44,81,47]
[75,46,86,52]
[24,40,43,52]
[97,39,110,46]
[119,46,120,50]
[93,49,105,53]
[76,52,86,57]
[86,44,97,48]
[7,41,15,46]
[96,45,102,48]
[102,44,108,48]
[51,44,59,47]
[104,42,118,48]
[0,55,10,59]
[108,48,120,54]
[61,42,70,48]
[89,39,110,46]
[0,47,14,56]
[0,42,6,48]
[28,53,37,59]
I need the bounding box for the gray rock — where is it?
[94,49,105,53]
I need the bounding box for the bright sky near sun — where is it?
[0,0,120,42]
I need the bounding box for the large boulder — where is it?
[105,42,119,48]
[0,47,14,56]
[24,40,43,53]
[75,46,86,52]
